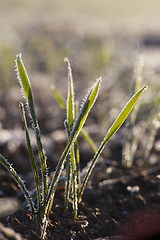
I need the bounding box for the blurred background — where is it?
[1,0,160,175]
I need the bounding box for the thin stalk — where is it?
[64,120,72,214]
[74,139,81,193]
[0,154,35,216]
[143,112,160,162]
[70,146,78,219]
[51,85,66,110]
[64,120,78,218]
[80,127,97,153]
[19,102,41,222]
[64,154,71,214]
[74,101,81,193]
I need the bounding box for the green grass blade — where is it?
[64,57,75,127]
[70,146,78,219]
[51,84,98,157]
[19,102,41,221]
[64,120,78,219]
[15,54,48,214]
[64,120,72,214]
[80,128,97,154]
[64,154,71,214]
[74,78,102,139]
[64,57,76,216]
[0,154,35,216]
[74,139,81,193]
[51,85,66,110]
[78,85,148,201]
[45,78,102,216]
[74,101,81,194]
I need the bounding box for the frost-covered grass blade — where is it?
[16,54,48,216]
[19,102,41,222]
[0,154,35,217]
[65,57,75,127]
[64,58,78,217]
[51,82,98,157]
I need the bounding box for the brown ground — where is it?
[1,150,160,240]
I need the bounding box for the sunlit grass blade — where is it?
[80,128,97,154]
[64,120,72,214]
[64,58,78,217]
[78,85,148,202]
[0,154,35,216]
[64,120,78,219]
[70,146,78,219]
[64,57,75,127]
[74,78,102,139]
[51,83,98,157]
[64,154,71,214]
[51,85,66,110]
[45,78,102,217]
[15,54,48,215]
[74,139,81,193]
[74,101,81,194]
[19,102,41,222]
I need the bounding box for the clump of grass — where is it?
[0,54,147,238]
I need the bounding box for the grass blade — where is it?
[74,78,102,139]
[51,85,66,110]
[51,83,98,157]
[19,102,41,221]
[64,120,78,219]
[74,139,81,193]
[15,54,48,215]
[78,85,148,201]
[64,120,72,214]
[0,154,35,216]
[64,58,77,217]
[65,57,75,127]
[70,147,78,219]
[80,128,97,154]
[45,78,102,216]
[64,154,71,214]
